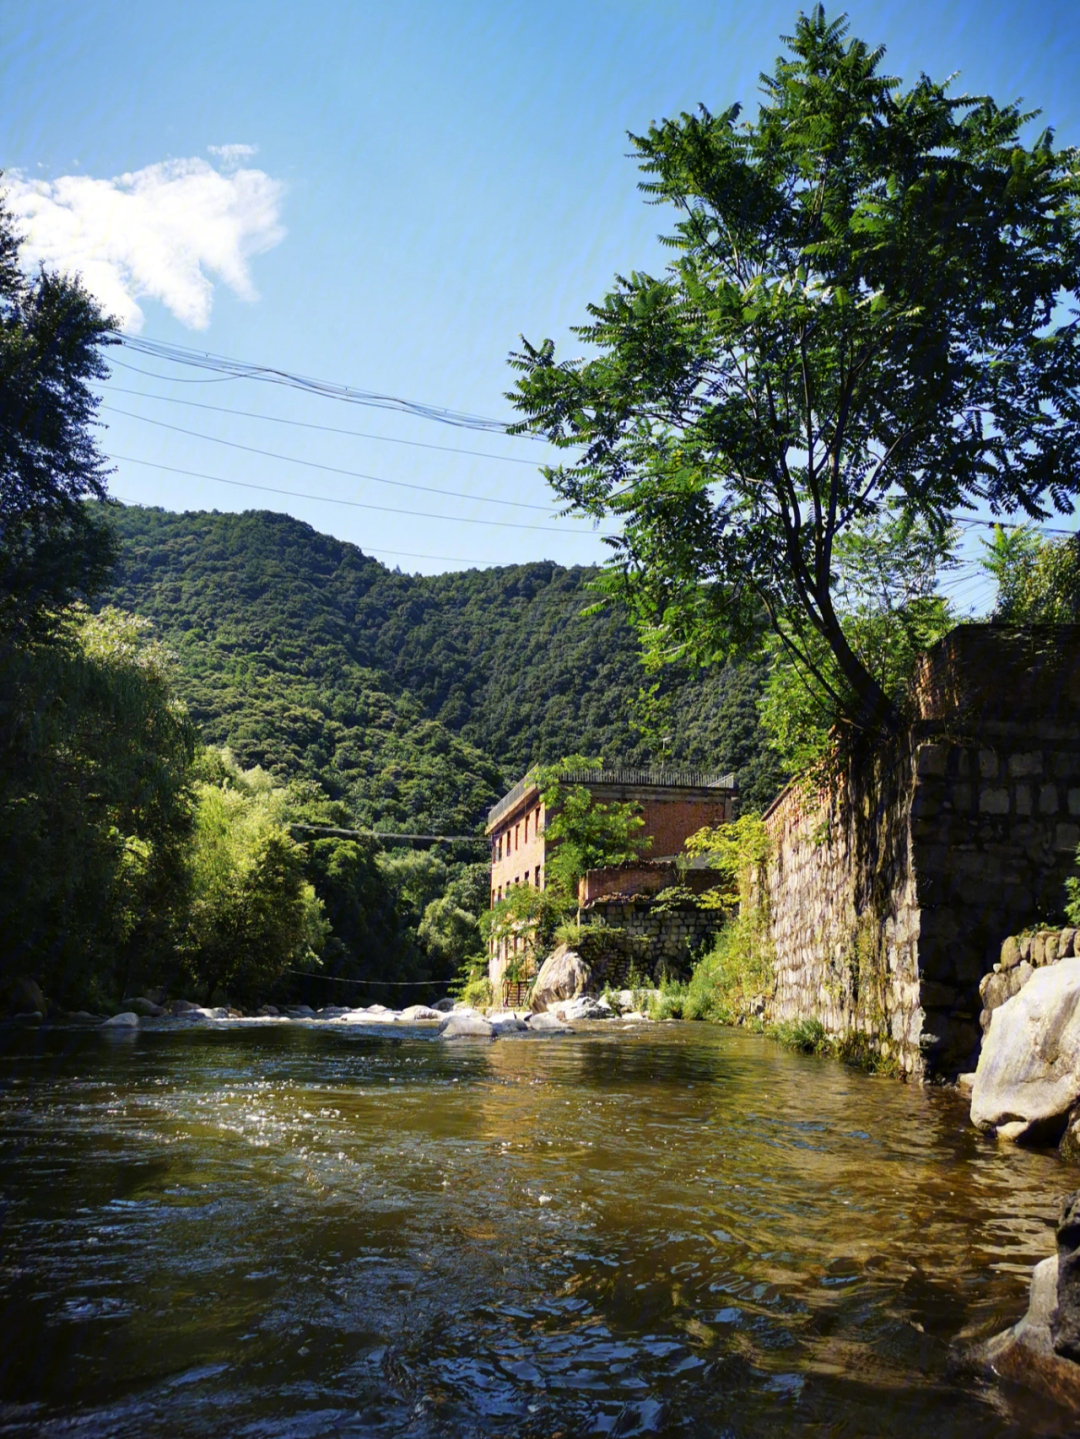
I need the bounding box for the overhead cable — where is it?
[101,404,555,511]
[114,333,526,434]
[107,452,610,535]
[102,380,542,466]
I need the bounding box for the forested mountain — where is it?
[100,504,784,827]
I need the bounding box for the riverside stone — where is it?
[527,1012,571,1033]
[971,958,1080,1139]
[973,1191,1080,1407]
[6,977,45,1015]
[400,1005,442,1022]
[530,946,590,1013]
[437,1012,494,1040]
[123,997,164,1017]
[102,1012,139,1028]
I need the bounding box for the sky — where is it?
[3,0,1080,592]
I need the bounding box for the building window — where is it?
[515,823,520,851]
[524,813,529,844]
[534,865,540,886]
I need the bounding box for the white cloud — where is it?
[207,143,259,167]
[4,155,285,331]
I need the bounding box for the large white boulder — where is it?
[437,1012,494,1040]
[971,957,1080,1139]
[530,946,590,1013]
[101,1012,139,1028]
[400,1005,443,1022]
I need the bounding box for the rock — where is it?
[530,945,590,1013]
[1065,929,1079,959]
[123,997,164,1017]
[978,970,1010,1012]
[66,1010,103,1025]
[1031,933,1046,967]
[317,1005,349,1017]
[102,1012,139,1028]
[527,1011,571,1033]
[171,999,202,1016]
[557,996,612,1022]
[972,1191,1080,1407]
[971,957,1080,1140]
[436,1012,494,1040]
[400,1005,442,1022]
[957,1072,976,1094]
[1000,935,1022,970]
[285,1005,315,1018]
[1046,932,1062,966]
[366,1003,390,1014]
[257,1004,279,1016]
[490,1013,528,1034]
[7,977,45,1015]
[433,998,455,1013]
[1019,934,1033,963]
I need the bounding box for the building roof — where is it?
[485,767,736,831]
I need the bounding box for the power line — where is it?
[115,333,525,434]
[101,404,555,512]
[107,452,611,535]
[281,970,454,987]
[290,824,487,842]
[101,381,542,466]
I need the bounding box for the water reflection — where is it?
[0,1023,1074,1436]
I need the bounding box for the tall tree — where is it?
[0,184,116,631]
[508,8,1080,736]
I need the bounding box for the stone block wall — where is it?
[585,896,724,981]
[979,926,1080,1031]
[763,626,1080,1079]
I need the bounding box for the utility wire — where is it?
[115,333,525,434]
[281,970,454,987]
[107,452,609,535]
[101,381,542,467]
[101,405,555,512]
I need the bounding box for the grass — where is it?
[768,1017,901,1077]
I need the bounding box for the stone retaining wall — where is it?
[584,897,723,981]
[763,625,1080,1079]
[979,926,1080,1030]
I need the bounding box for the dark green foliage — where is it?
[0,188,117,633]
[981,525,1080,625]
[508,7,1080,737]
[0,608,195,1004]
[99,503,783,819]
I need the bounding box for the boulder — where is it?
[1000,935,1022,970]
[285,1005,315,1018]
[971,1191,1080,1406]
[433,998,455,1013]
[971,957,1080,1140]
[437,1012,494,1040]
[490,1013,528,1034]
[102,1012,139,1028]
[557,996,612,1022]
[257,1004,279,1016]
[400,1005,442,1022]
[171,999,202,1016]
[7,977,45,1016]
[123,997,164,1018]
[530,946,590,1014]
[527,1012,571,1033]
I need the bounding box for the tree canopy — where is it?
[0,185,116,632]
[508,7,1080,737]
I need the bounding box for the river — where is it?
[0,1020,1073,1436]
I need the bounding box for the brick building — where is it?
[485,767,736,992]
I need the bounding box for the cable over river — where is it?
[0,1021,1073,1436]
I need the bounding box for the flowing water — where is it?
[0,1020,1075,1437]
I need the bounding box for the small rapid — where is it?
[0,1022,1071,1436]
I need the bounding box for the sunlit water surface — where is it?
[0,1021,1075,1437]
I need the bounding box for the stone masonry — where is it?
[764,626,1080,1079]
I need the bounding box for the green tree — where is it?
[759,510,957,771]
[181,758,327,1003]
[508,8,1080,738]
[980,524,1080,624]
[0,606,195,1003]
[531,757,651,912]
[0,186,116,633]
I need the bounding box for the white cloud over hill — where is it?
[4,151,285,331]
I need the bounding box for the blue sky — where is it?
[4,0,1080,586]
